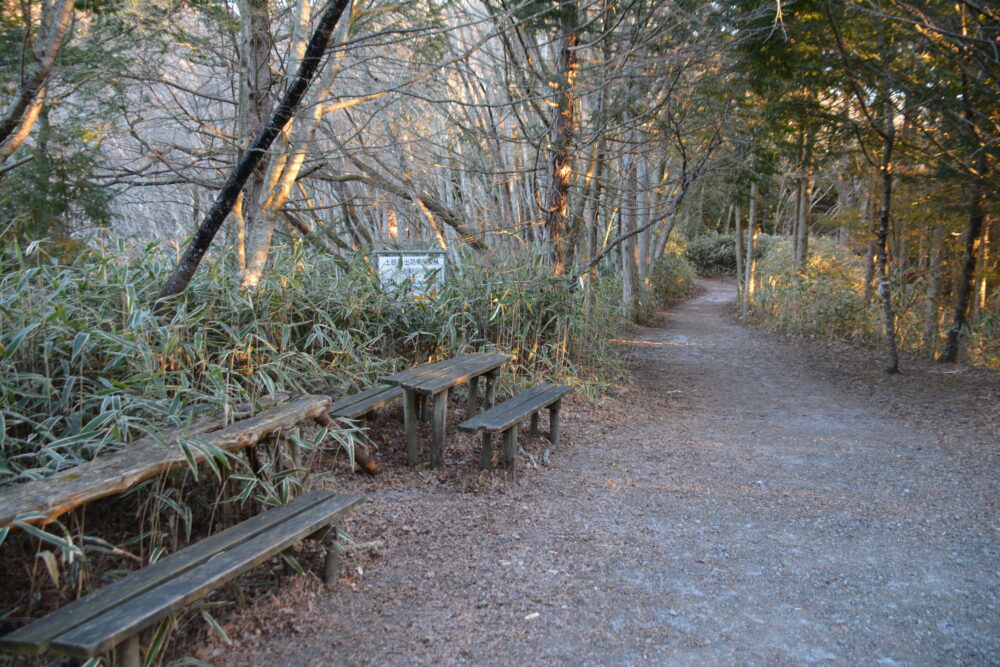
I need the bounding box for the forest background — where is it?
[0,0,997,637]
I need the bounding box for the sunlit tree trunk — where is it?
[235,0,274,272]
[543,8,578,276]
[242,0,353,289]
[0,0,75,177]
[742,181,758,318]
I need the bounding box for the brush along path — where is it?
[215,279,999,665]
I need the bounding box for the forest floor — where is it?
[212,278,999,665]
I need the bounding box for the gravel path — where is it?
[218,279,999,665]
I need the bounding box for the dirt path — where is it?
[219,279,999,665]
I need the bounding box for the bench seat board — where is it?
[0,492,358,656]
[458,385,572,433]
[0,396,333,529]
[381,355,475,385]
[45,492,363,658]
[404,354,511,396]
[329,385,403,419]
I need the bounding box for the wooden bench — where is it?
[328,383,403,420]
[458,384,572,472]
[0,491,363,666]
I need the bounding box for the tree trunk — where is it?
[543,11,578,276]
[735,202,744,291]
[793,177,811,270]
[742,181,758,318]
[236,0,274,266]
[923,224,943,351]
[876,102,900,374]
[155,0,352,305]
[940,151,988,363]
[0,0,75,173]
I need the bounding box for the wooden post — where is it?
[484,370,498,408]
[503,425,519,477]
[404,389,418,467]
[288,427,302,469]
[430,391,448,468]
[530,412,540,436]
[466,375,479,417]
[324,524,340,585]
[119,634,141,667]
[480,431,493,470]
[416,394,427,421]
[549,401,561,446]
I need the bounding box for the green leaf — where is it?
[143,615,173,667]
[200,609,233,646]
[2,322,40,360]
[71,332,90,362]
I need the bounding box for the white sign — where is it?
[375,251,447,295]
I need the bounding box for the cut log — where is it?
[0,396,332,529]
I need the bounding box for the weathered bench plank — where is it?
[0,491,339,655]
[54,493,362,658]
[381,354,474,385]
[1,492,363,659]
[458,384,571,433]
[329,384,403,419]
[0,396,332,528]
[403,353,511,396]
[458,385,572,472]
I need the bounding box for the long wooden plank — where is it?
[51,493,364,658]
[0,492,336,655]
[406,354,511,396]
[381,355,477,386]
[329,385,402,419]
[0,396,332,528]
[458,385,572,433]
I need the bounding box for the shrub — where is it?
[747,236,999,369]
[684,232,738,276]
[630,253,698,325]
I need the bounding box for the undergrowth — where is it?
[632,253,698,325]
[0,238,628,487]
[748,237,999,369]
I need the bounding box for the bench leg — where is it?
[530,411,540,436]
[404,389,418,467]
[484,370,498,408]
[503,424,519,470]
[480,431,493,470]
[416,394,427,421]
[549,400,561,446]
[466,375,479,417]
[119,634,141,667]
[431,391,448,468]
[324,523,341,586]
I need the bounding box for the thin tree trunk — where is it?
[237,0,273,266]
[940,151,988,363]
[876,102,900,374]
[0,0,75,171]
[923,224,943,350]
[735,201,744,289]
[543,11,578,275]
[155,0,351,305]
[742,181,758,318]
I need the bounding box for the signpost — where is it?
[373,250,447,295]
